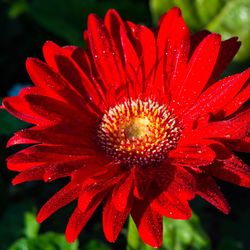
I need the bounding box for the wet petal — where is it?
[209,145,250,188]
[66,191,107,243]
[37,182,81,223]
[185,68,250,120]
[103,194,132,242]
[173,34,221,112]
[168,145,216,167]
[112,172,133,212]
[131,198,162,248]
[195,174,230,214]
[152,192,192,219]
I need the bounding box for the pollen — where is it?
[98,99,181,166]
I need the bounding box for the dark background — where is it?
[0,0,250,249]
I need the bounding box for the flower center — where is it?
[98,99,181,166]
[124,117,150,139]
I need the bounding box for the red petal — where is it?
[131,199,162,248]
[209,145,250,187]
[136,25,156,85]
[26,58,89,111]
[155,7,190,102]
[104,9,125,59]
[103,194,132,242]
[132,167,152,200]
[44,41,101,107]
[120,26,142,98]
[78,178,106,212]
[87,14,125,94]
[157,7,181,57]
[163,16,190,102]
[191,35,241,85]
[12,167,45,185]
[7,123,95,147]
[71,47,92,76]
[190,30,210,55]
[37,182,81,223]
[43,160,86,182]
[7,145,92,171]
[226,136,250,153]
[152,192,192,219]
[185,68,250,121]
[54,54,106,113]
[191,109,250,141]
[223,83,250,117]
[10,158,92,183]
[65,191,106,243]
[195,174,230,214]
[208,37,241,84]
[173,34,221,113]
[42,41,77,70]
[25,94,93,124]
[2,86,44,120]
[168,145,216,167]
[2,95,48,125]
[112,172,133,212]
[78,165,123,212]
[163,166,195,200]
[154,8,181,100]
[71,160,113,184]
[152,163,176,191]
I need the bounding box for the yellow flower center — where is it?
[98,99,181,166]
[124,117,150,139]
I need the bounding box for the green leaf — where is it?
[9,233,79,250]
[194,0,223,25]
[206,0,250,62]
[149,0,174,24]
[24,212,40,239]
[149,0,201,29]
[127,213,211,250]
[34,232,79,250]
[149,0,250,63]
[8,238,29,250]
[0,106,27,135]
[127,215,141,250]
[162,213,211,250]
[8,0,28,19]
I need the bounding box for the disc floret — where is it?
[98,99,181,166]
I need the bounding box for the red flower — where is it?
[3,7,250,247]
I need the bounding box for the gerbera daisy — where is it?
[2,7,250,248]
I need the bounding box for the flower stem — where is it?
[126,215,141,250]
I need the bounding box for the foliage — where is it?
[127,214,211,250]
[8,212,79,250]
[150,0,250,62]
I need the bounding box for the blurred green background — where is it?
[0,0,250,249]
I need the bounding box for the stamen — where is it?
[98,99,181,166]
